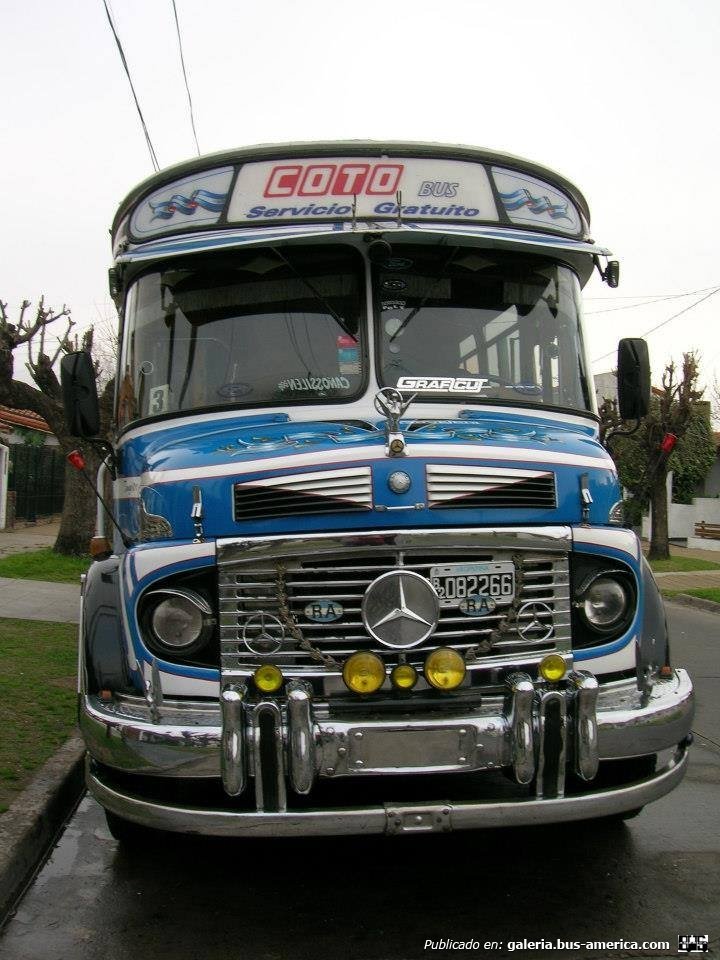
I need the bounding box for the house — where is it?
[0,405,62,528]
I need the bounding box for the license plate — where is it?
[429,561,515,608]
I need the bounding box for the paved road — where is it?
[0,603,717,960]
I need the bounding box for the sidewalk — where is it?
[0,521,60,559]
[641,540,720,593]
[0,521,81,623]
[0,577,80,624]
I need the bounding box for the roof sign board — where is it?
[226,157,498,226]
[130,166,234,239]
[492,166,581,234]
[122,152,586,244]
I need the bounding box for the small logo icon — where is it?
[678,935,709,954]
[362,570,440,648]
[516,601,554,642]
[242,612,285,655]
[388,471,412,494]
[304,600,344,623]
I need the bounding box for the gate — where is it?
[8,444,65,521]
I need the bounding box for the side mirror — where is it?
[61,351,101,437]
[617,338,650,420]
[605,261,620,288]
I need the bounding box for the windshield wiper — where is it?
[388,245,460,343]
[270,247,358,343]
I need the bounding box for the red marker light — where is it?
[67,449,86,471]
[660,433,678,456]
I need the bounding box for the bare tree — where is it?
[0,297,113,555]
[710,376,720,428]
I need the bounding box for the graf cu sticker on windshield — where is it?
[396,376,490,393]
[278,376,351,393]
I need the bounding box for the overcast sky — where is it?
[2,0,719,399]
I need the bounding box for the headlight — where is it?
[580,576,630,631]
[146,588,215,654]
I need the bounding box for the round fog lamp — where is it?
[254,664,284,693]
[539,654,567,683]
[343,652,386,694]
[391,663,418,690]
[424,648,466,690]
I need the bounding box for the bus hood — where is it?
[116,412,620,542]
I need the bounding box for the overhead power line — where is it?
[171,0,201,156]
[585,284,720,315]
[101,0,160,172]
[591,286,720,364]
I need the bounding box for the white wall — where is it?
[0,443,8,529]
[641,472,720,549]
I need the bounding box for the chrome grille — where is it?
[219,544,570,674]
[233,466,373,520]
[426,464,556,510]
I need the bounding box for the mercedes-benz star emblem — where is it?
[516,601,554,642]
[242,612,285,655]
[362,570,440,648]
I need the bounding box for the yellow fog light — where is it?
[539,654,567,683]
[424,648,466,690]
[253,664,284,693]
[391,663,418,690]
[343,652,386,694]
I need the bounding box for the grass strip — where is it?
[0,617,77,813]
[647,556,720,573]
[665,587,720,604]
[0,548,88,584]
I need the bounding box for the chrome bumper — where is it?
[81,669,694,833]
[89,746,690,836]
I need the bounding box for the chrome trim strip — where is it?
[287,682,316,794]
[535,690,567,799]
[88,746,689,837]
[507,673,535,784]
[217,526,573,565]
[220,685,246,796]
[569,670,600,781]
[252,702,287,812]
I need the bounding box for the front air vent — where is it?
[427,464,556,510]
[234,466,373,521]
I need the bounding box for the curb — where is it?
[0,736,85,925]
[663,593,720,615]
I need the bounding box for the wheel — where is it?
[105,809,156,846]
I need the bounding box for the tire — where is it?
[603,805,645,822]
[105,809,156,846]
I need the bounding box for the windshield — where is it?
[117,245,365,426]
[375,246,592,412]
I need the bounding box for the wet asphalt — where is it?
[0,602,717,960]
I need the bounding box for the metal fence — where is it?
[8,444,65,521]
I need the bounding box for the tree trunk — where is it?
[648,468,670,561]
[53,441,102,556]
